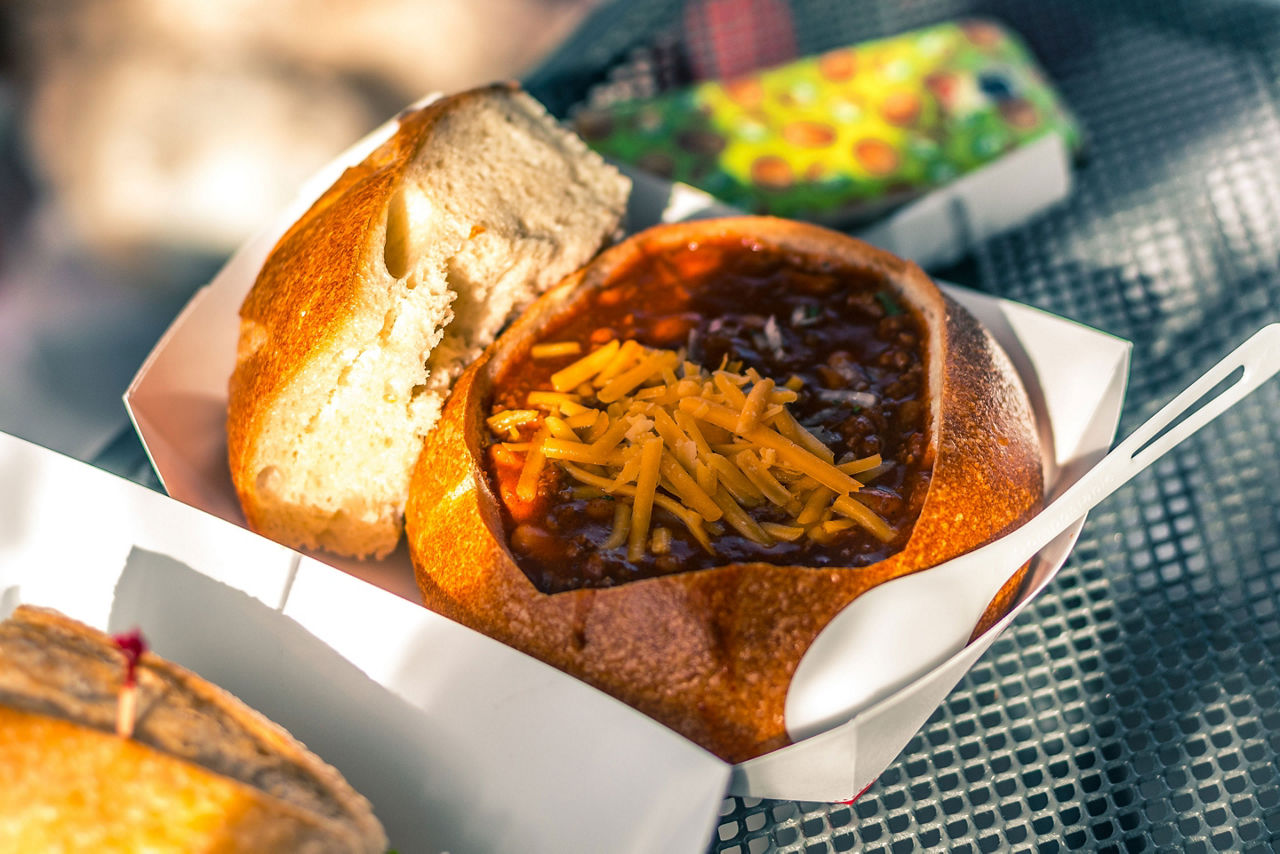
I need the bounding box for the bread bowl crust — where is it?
[405,217,1044,762]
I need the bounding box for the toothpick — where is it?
[116,683,138,738]
[112,629,148,739]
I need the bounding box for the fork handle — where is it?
[1009,323,1280,571]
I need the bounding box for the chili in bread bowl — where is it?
[404,216,1044,762]
[0,605,386,852]
[228,83,629,559]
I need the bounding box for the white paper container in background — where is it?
[124,99,1130,807]
[624,131,1073,271]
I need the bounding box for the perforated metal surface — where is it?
[528,1,1280,851]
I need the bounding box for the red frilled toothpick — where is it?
[112,629,148,738]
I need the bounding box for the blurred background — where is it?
[5,2,1280,853]
[0,0,601,459]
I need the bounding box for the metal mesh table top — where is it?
[525,1,1280,851]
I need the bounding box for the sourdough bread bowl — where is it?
[228,83,629,559]
[0,605,385,852]
[405,216,1045,763]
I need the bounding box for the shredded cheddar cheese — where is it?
[602,502,631,549]
[531,340,583,359]
[490,339,895,559]
[515,428,549,502]
[628,437,664,562]
[486,409,540,433]
[551,339,619,391]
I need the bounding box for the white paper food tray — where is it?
[623,130,1073,270]
[0,431,730,853]
[123,96,1130,811]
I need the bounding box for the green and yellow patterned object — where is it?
[573,18,1082,224]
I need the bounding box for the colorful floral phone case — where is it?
[573,18,1083,225]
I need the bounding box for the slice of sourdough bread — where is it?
[228,83,630,558]
[0,606,386,852]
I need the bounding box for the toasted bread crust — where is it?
[405,217,1044,762]
[228,83,629,558]
[0,606,385,852]
[0,708,360,852]
[227,93,451,556]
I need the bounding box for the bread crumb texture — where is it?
[228,85,629,557]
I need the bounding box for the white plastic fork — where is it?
[787,323,1280,742]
